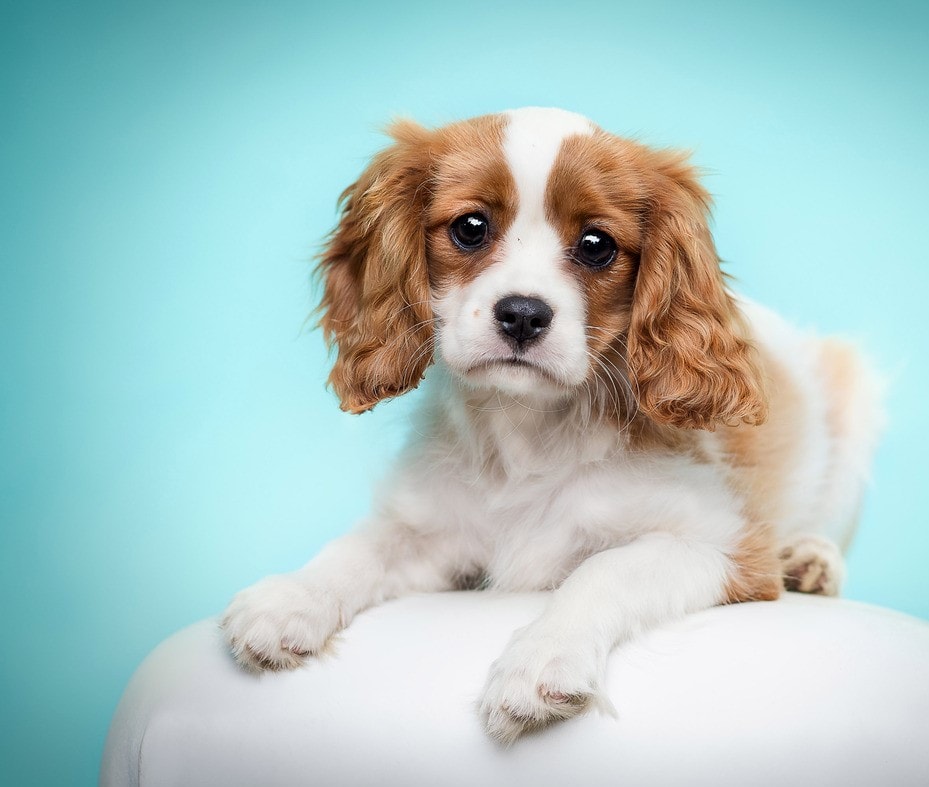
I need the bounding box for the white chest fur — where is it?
[376,374,745,592]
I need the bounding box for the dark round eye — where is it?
[450,213,489,250]
[575,228,617,269]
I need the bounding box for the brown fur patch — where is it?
[545,130,767,431]
[545,132,643,423]
[819,339,863,439]
[719,345,804,526]
[627,149,767,430]
[425,115,517,293]
[817,338,870,550]
[723,522,782,603]
[317,114,514,413]
[317,119,435,413]
[718,345,807,601]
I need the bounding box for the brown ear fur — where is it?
[626,152,767,430]
[317,120,434,413]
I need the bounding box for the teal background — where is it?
[2,1,927,784]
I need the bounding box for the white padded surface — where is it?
[101,593,929,787]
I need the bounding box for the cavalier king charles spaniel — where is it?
[222,108,883,743]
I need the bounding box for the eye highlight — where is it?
[450,213,489,250]
[574,228,617,269]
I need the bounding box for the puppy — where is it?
[222,108,883,743]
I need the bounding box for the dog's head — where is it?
[318,108,766,430]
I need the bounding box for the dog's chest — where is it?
[393,400,744,592]
[449,448,741,592]
[459,460,648,591]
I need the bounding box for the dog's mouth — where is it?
[465,356,564,386]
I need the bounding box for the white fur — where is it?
[222,109,883,744]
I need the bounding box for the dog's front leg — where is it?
[479,532,732,744]
[222,523,454,671]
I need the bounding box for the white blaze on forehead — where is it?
[495,107,595,295]
[503,107,595,218]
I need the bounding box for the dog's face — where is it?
[427,109,615,401]
[319,108,765,430]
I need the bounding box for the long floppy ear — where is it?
[316,120,434,414]
[626,152,767,430]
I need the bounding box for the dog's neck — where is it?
[419,363,633,482]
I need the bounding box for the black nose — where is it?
[493,295,554,344]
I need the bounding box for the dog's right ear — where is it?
[317,121,435,414]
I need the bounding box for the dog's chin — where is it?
[458,358,575,400]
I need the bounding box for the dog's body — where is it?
[222,108,883,743]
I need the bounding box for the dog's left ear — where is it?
[626,151,767,430]
[317,120,434,414]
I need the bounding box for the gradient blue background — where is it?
[2,1,927,784]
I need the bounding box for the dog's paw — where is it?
[478,624,605,745]
[779,534,845,596]
[221,574,343,672]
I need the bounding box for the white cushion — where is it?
[101,593,929,786]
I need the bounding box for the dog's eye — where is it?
[575,229,617,269]
[450,213,489,250]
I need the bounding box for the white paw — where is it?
[779,534,845,596]
[221,574,343,672]
[478,624,606,745]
